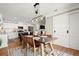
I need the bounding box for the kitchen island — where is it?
[0,32,20,56]
[0,34,8,56]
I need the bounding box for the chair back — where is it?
[21,35,40,47]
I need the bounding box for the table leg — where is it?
[41,43,45,56]
[49,43,55,56]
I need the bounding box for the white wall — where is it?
[46,16,53,35]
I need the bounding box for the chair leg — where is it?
[25,43,28,56]
[33,46,36,56]
[8,48,11,56]
[44,44,48,56]
[49,43,55,56]
[38,46,41,55]
[41,43,45,56]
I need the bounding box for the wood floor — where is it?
[52,44,79,56]
[8,45,71,56]
[0,38,79,56]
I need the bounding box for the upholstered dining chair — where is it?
[40,35,55,56]
[21,35,41,56]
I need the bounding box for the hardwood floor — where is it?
[8,38,21,48]
[0,38,21,56]
[0,47,8,56]
[0,38,79,56]
[52,44,79,56]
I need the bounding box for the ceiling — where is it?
[0,3,79,23]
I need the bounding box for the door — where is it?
[53,13,69,47]
[69,10,79,50]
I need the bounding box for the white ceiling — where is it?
[0,3,79,23]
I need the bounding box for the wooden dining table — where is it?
[21,34,54,56]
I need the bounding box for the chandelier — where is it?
[32,3,44,23]
[33,3,39,15]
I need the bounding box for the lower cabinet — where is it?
[0,34,8,56]
[69,10,79,50]
[0,38,21,56]
[53,13,69,48]
[53,10,79,50]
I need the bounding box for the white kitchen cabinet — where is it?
[7,32,18,40]
[0,34,8,48]
[53,13,69,48]
[53,9,79,50]
[69,10,79,50]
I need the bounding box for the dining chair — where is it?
[40,35,55,56]
[21,35,41,56]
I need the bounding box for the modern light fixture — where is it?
[33,3,39,14]
[32,3,45,23]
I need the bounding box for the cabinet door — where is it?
[53,13,69,47]
[0,34,8,48]
[69,10,79,50]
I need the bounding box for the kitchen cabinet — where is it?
[0,34,8,48]
[7,32,18,40]
[53,9,79,50]
[69,10,79,50]
[53,13,69,48]
[0,34,8,56]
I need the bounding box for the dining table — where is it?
[21,34,54,56]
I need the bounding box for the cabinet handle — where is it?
[67,30,69,34]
